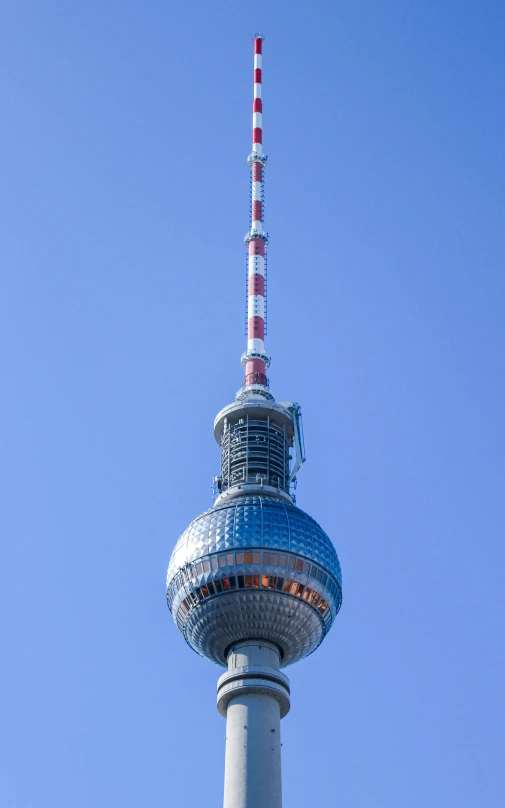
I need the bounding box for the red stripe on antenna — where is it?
[249,275,265,295]
[252,163,262,182]
[249,239,265,257]
[246,358,266,376]
[254,69,262,84]
[252,200,262,221]
[248,317,265,340]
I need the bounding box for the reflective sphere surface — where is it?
[166,494,342,667]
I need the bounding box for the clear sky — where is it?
[2,1,504,806]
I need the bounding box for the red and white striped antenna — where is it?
[241,34,272,400]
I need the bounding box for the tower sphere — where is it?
[166,494,342,667]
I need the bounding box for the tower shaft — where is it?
[218,642,290,808]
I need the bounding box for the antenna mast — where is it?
[241,34,271,398]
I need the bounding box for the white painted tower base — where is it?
[217,641,291,808]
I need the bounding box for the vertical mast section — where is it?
[241,34,271,399]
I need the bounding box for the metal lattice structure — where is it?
[220,417,290,493]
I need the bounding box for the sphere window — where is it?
[175,564,336,634]
[171,545,340,636]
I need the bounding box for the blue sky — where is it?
[2,1,504,805]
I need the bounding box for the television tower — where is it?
[166,35,342,808]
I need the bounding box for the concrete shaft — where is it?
[218,641,290,808]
